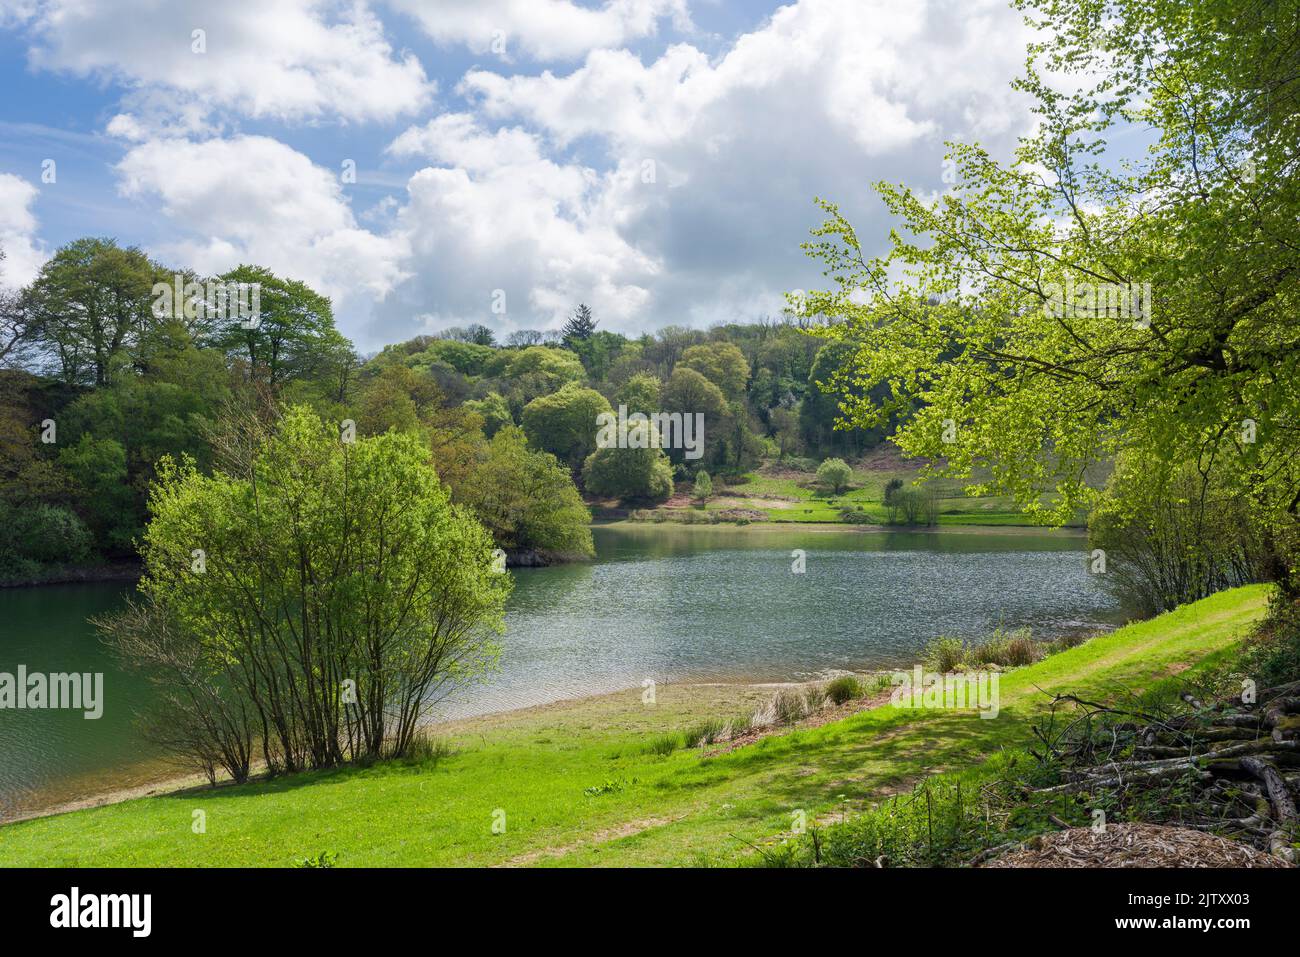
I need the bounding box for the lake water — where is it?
[0,523,1123,813]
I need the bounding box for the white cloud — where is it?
[18,0,432,126]
[115,134,409,303]
[388,0,690,62]
[0,172,46,288]
[373,114,658,342]
[413,0,1036,334]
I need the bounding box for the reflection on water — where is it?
[434,524,1123,718]
[0,524,1122,809]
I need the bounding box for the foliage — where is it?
[804,0,1300,593]
[582,424,674,504]
[815,457,852,494]
[457,426,593,559]
[521,382,612,469]
[103,406,510,781]
[692,469,713,503]
[1089,454,1271,614]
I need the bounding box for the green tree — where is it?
[582,428,674,504]
[521,382,612,469]
[458,426,593,559]
[22,237,170,386]
[816,457,852,494]
[464,391,513,437]
[213,265,337,386]
[679,342,750,401]
[614,371,662,415]
[562,303,597,344]
[805,0,1300,591]
[693,470,713,503]
[106,406,510,780]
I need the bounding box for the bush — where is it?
[925,635,967,673]
[967,627,1040,667]
[0,501,93,568]
[771,689,806,725]
[728,713,753,738]
[825,675,864,705]
[816,457,853,494]
[683,718,725,748]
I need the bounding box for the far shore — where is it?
[1,520,1088,589]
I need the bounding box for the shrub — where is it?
[825,675,864,705]
[816,457,853,494]
[0,502,93,568]
[728,713,753,738]
[925,635,966,673]
[771,689,806,725]
[683,718,725,748]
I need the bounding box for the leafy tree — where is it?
[769,405,801,461]
[213,265,337,386]
[458,426,593,559]
[463,391,513,437]
[106,406,510,780]
[22,237,169,386]
[816,457,853,494]
[582,427,674,504]
[57,434,135,552]
[502,345,586,410]
[679,342,750,401]
[522,382,612,469]
[661,365,728,466]
[562,303,597,343]
[693,470,713,503]
[614,372,662,415]
[805,0,1300,591]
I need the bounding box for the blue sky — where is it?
[0,0,1040,351]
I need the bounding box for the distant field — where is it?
[643,457,1078,528]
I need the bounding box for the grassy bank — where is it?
[0,585,1268,867]
[613,454,1086,528]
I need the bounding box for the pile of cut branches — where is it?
[1027,681,1300,864]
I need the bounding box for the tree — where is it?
[0,246,33,368]
[805,0,1300,592]
[105,406,509,780]
[615,372,661,415]
[22,237,169,386]
[458,426,593,559]
[562,303,597,343]
[693,470,713,503]
[816,457,852,494]
[521,382,612,469]
[464,391,513,437]
[661,366,729,467]
[213,265,337,386]
[582,428,674,504]
[679,342,750,401]
[769,405,801,461]
[1089,454,1269,615]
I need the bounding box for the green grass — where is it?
[653,459,1074,528]
[0,586,1268,867]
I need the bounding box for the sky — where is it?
[0,0,1041,352]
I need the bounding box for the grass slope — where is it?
[0,585,1268,868]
